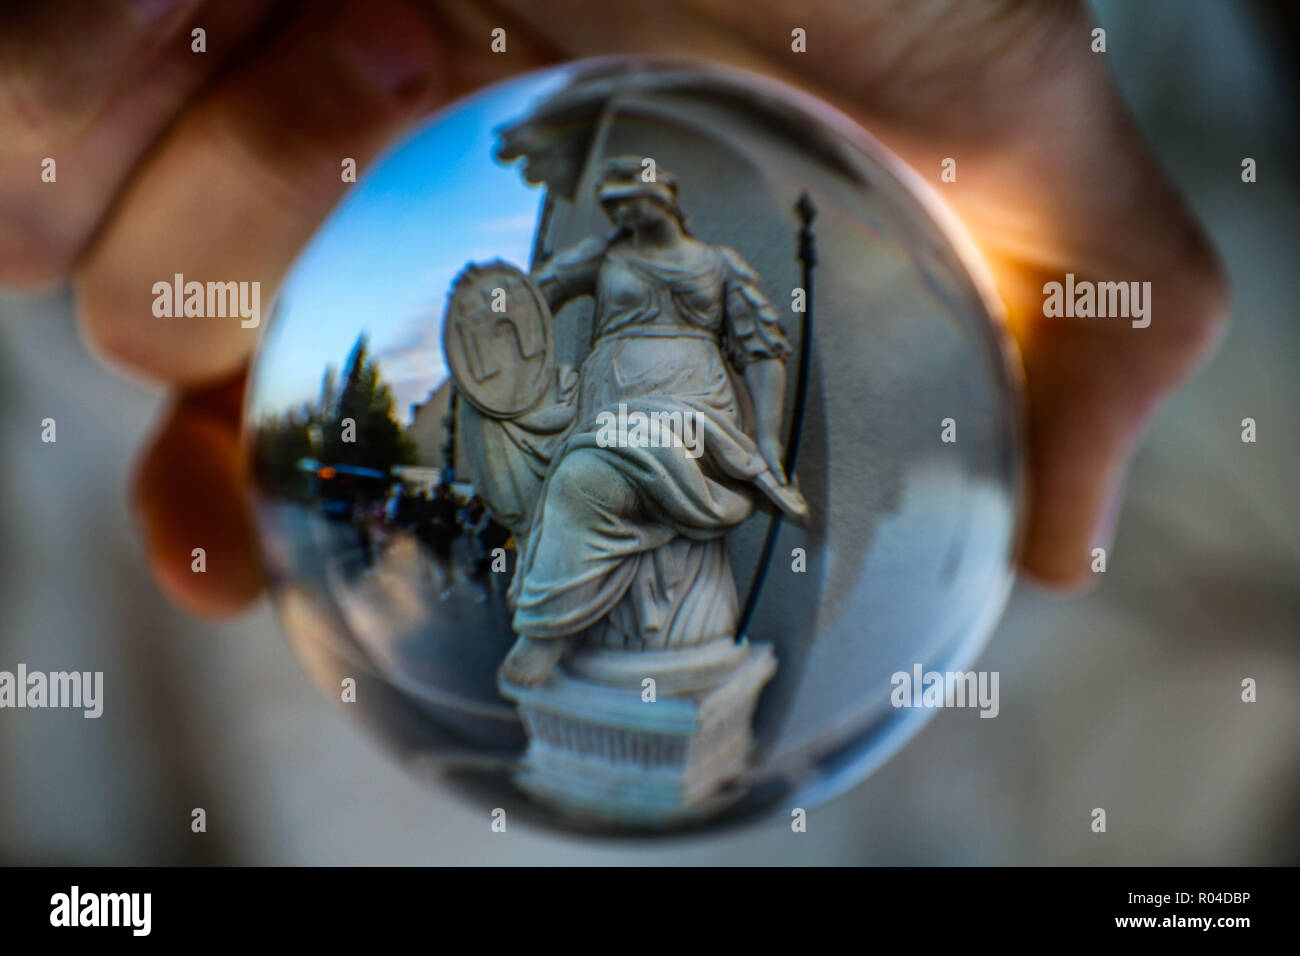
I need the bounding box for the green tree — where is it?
[253,333,416,498]
[322,334,417,471]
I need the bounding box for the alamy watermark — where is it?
[151,273,261,328]
[0,664,103,718]
[1042,273,1151,328]
[891,664,999,718]
[595,403,703,459]
[50,886,150,936]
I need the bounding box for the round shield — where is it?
[443,260,554,418]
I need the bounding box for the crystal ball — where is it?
[245,58,1024,834]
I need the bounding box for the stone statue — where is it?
[445,155,807,824]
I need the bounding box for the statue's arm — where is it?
[720,247,795,483]
[531,236,606,311]
[743,358,791,483]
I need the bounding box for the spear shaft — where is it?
[738,192,816,641]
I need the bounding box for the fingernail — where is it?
[336,0,436,99]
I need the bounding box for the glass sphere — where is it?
[245,57,1024,834]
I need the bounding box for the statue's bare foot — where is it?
[499,635,565,686]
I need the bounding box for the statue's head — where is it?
[594,155,686,232]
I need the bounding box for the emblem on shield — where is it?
[443,260,555,418]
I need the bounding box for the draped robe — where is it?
[462,234,793,650]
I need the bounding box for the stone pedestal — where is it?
[498,640,776,827]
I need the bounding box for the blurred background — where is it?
[1,0,1296,865]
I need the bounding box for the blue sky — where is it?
[249,71,567,424]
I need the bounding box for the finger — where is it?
[1013,248,1229,589]
[486,0,785,76]
[0,0,282,284]
[133,373,266,617]
[957,58,1232,588]
[76,0,445,386]
[408,0,561,95]
[0,0,206,152]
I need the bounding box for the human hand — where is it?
[0,0,1225,616]
[1,0,545,614]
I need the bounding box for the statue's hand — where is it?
[754,470,810,523]
[757,435,788,485]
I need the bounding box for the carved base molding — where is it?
[499,641,776,827]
